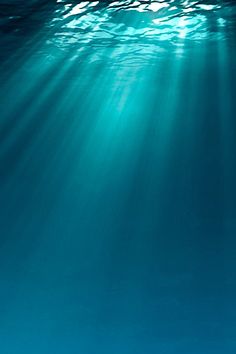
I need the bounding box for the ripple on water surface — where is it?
[0,0,236,64]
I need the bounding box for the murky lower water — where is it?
[0,1,236,353]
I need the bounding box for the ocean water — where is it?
[0,1,236,353]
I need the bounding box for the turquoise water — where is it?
[0,1,236,352]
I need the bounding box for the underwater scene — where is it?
[0,0,236,353]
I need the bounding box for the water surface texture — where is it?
[0,1,236,353]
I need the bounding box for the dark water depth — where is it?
[0,1,236,353]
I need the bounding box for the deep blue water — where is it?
[0,1,236,353]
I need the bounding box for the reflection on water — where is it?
[0,1,236,353]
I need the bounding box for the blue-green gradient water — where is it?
[0,0,236,352]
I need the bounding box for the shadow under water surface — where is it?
[0,1,236,353]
